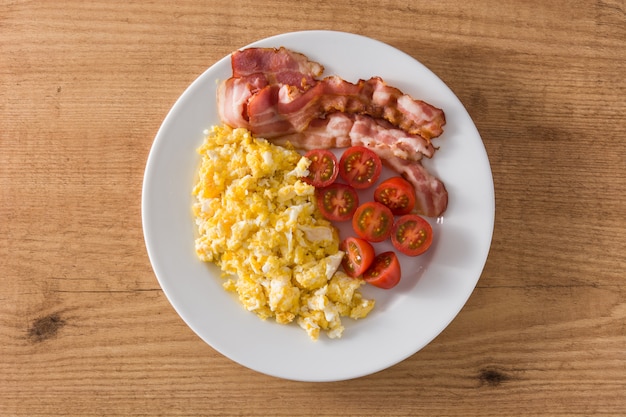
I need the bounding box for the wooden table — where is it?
[2,1,625,415]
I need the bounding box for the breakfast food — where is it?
[217,47,448,217]
[192,47,445,339]
[192,125,375,340]
[218,47,445,140]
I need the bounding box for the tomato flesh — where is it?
[363,251,401,289]
[339,146,382,189]
[374,176,416,215]
[352,201,394,242]
[391,214,433,256]
[302,149,338,188]
[340,237,375,278]
[315,183,359,222]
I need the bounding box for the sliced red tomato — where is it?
[340,237,375,278]
[338,146,382,189]
[302,149,338,188]
[352,201,394,242]
[373,176,416,215]
[363,251,401,289]
[391,214,433,256]
[315,183,359,222]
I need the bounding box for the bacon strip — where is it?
[272,113,435,161]
[231,47,323,89]
[382,157,448,217]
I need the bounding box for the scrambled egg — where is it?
[192,125,375,340]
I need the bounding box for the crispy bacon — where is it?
[217,74,268,128]
[217,47,449,216]
[382,156,448,217]
[272,113,435,161]
[219,74,445,141]
[231,47,323,90]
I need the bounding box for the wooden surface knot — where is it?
[28,313,66,343]
[478,367,512,387]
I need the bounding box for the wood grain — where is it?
[1,0,625,416]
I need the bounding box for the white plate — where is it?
[142,30,494,382]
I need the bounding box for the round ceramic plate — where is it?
[142,30,494,382]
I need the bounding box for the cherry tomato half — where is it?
[391,214,433,256]
[363,251,401,289]
[352,201,394,242]
[302,149,338,188]
[315,183,359,222]
[373,176,417,215]
[340,237,375,278]
[339,146,382,189]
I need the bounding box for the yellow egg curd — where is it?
[192,125,375,340]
